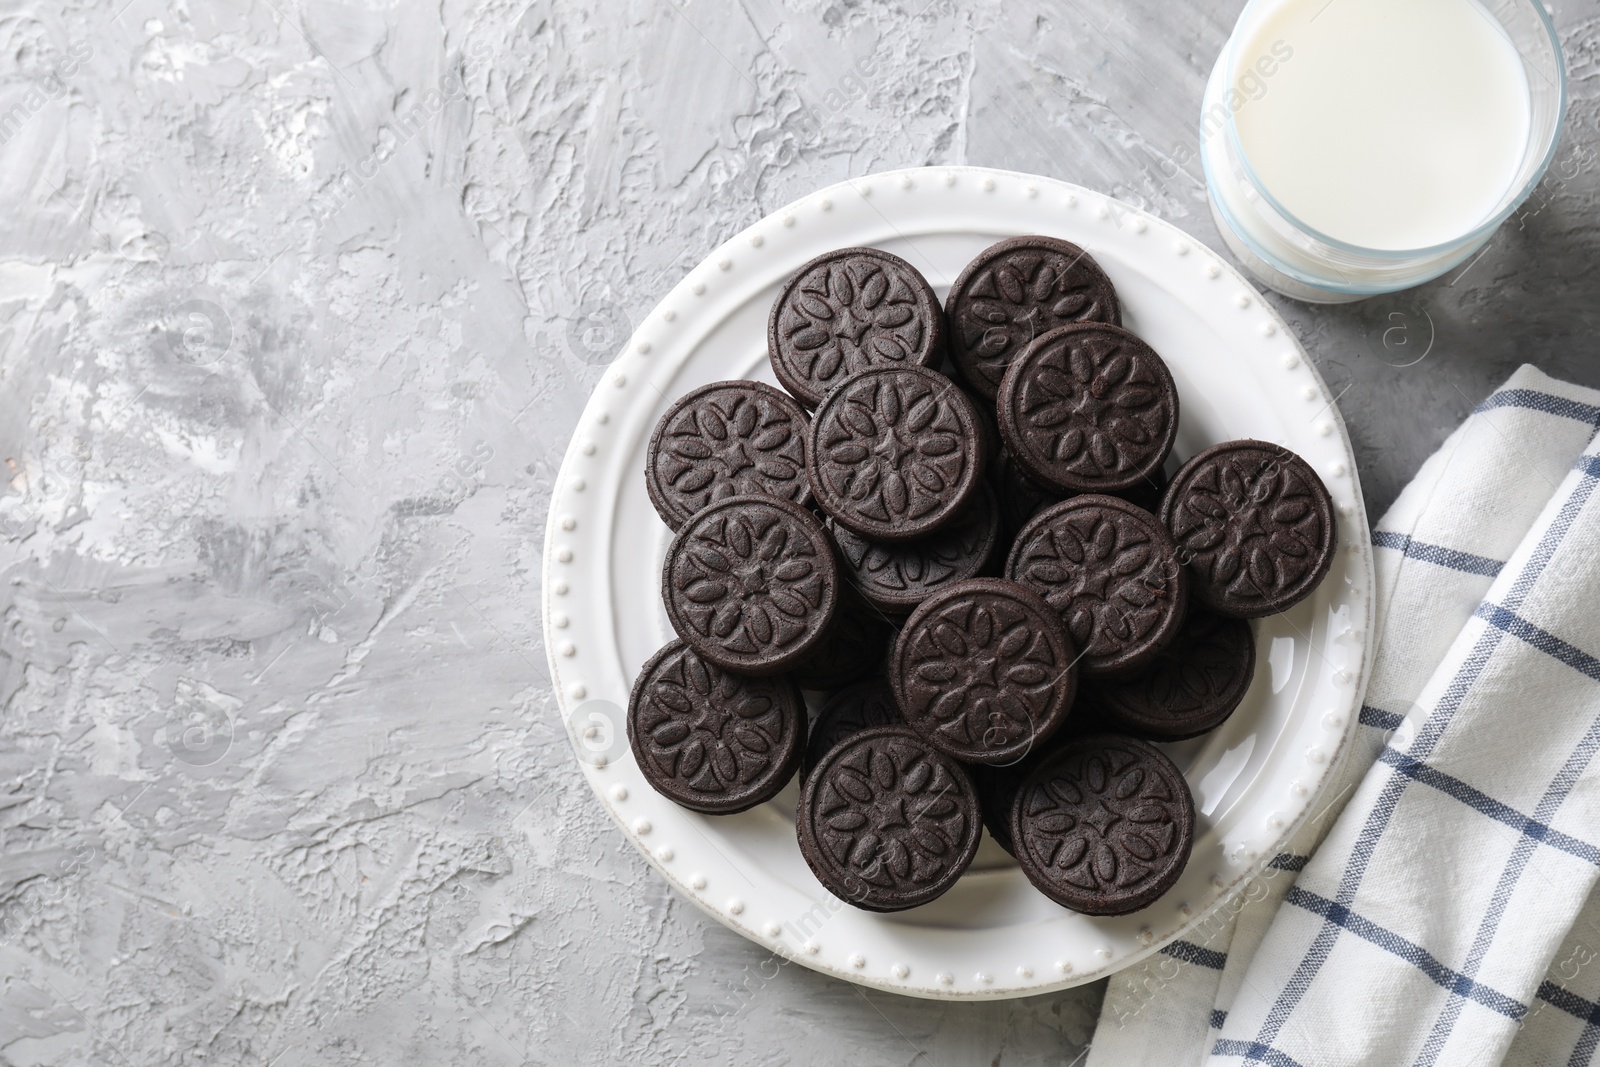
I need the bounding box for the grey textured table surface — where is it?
[1,1,1597,1064]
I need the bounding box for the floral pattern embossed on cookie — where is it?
[632,643,798,803]
[1002,324,1176,492]
[1167,444,1332,614]
[770,249,940,406]
[1007,500,1184,671]
[1017,738,1185,899]
[1158,438,1344,617]
[648,382,810,529]
[665,497,836,674]
[809,365,982,541]
[894,580,1075,763]
[812,731,974,894]
[948,239,1120,397]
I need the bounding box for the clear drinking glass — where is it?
[1201,0,1566,303]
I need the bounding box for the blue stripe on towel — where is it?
[1371,530,1504,577]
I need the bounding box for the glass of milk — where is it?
[1201,0,1566,302]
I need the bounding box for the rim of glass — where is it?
[1220,0,1568,261]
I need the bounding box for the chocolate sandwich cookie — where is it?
[996,323,1179,495]
[787,585,892,691]
[945,236,1121,400]
[1005,495,1187,677]
[797,724,982,912]
[628,640,807,815]
[828,482,1002,616]
[1158,440,1338,619]
[663,495,839,676]
[768,247,945,409]
[1010,733,1194,915]
[806,364,987,543]
[801,677,902,780]
[889,578,1078,765]
[646,380,812,530]
[1089,609,1256,741]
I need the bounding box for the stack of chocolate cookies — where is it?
[628,239,1339,917]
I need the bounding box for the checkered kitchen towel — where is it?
[1088,365,1600,1067]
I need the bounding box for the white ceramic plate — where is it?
[540,166,1374,1000]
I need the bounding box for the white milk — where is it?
[1229,0,1531,251]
